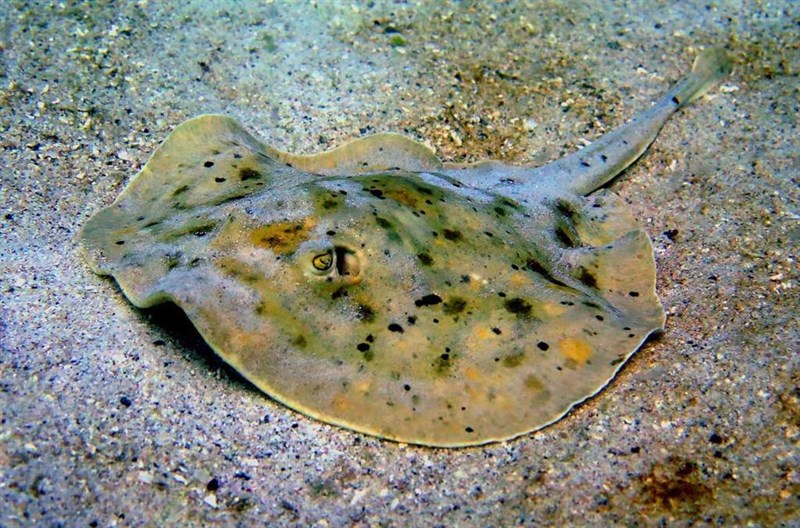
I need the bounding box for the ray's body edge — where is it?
[79,48,730,447]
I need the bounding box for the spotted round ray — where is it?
[81,49,730,446]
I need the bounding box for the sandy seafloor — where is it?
[1,0,798,526]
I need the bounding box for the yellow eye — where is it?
[312,250,334,271]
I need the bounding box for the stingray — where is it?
[80,49,730,447]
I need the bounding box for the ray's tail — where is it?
[507,47,733,197]
[667,48,733,109]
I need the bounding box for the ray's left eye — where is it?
[302,244,362,283]
[312,250,334,272]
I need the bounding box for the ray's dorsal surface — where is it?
[80,49,731,447]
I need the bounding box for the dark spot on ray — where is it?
[583,301,601,309]
[331,287,348,300]
[580,160,591,167]
[601,154,608,162]
[460,275,471,284]
[432,354,451,374]
[497,291,507,298]
[525,258,571,288]
[357,342,370,352]
[577,267,598,288]
[233,153,242,159]
[375,216,392,229]
[623,327,631,331]
[555,225,577,247]
[213,192,251,206]
[537,341,549,351]
[368,189,386,199]
[672,96,680,105]
[561,301,575,306]
[504,297,532,317]
[214,177,226,183]
[629,291,640,297]
[357,304,375,323]
[484,231,494,237]
[503,352,524,367]
[492,327,502,335]
[610,357,624,365]
[115,240,125,245]
[525,258,548,274]
[494,206,507,217]
[239,168,261,181]
[443,229,463,241]
[326,230,336,236]
[366,334,375,343]
[628,333,636,338]
[183,222,217,237]
[136,216,146,221]
[595,315,605,321]
[555,200,577,219]
[417,252,433,266]
[388,323,404,333]
[443,297,467,315]
[511,264,520,270]
[165,253,181,269]
[415,294,443,307]
[465,427,474,433]
[203,161,214,168]
[407,315,417,325]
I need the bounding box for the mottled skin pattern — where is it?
[81,49,729,446]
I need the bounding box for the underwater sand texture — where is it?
[1,0,798,525]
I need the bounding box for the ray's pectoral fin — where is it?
[265,133,443,176]
[567,228,665,329]
[567,189,640,247]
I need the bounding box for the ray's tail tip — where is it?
[692,47,733,81]
[671,47,732,108]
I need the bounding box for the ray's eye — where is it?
[312,250,334,271]
[302,244,362,283]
